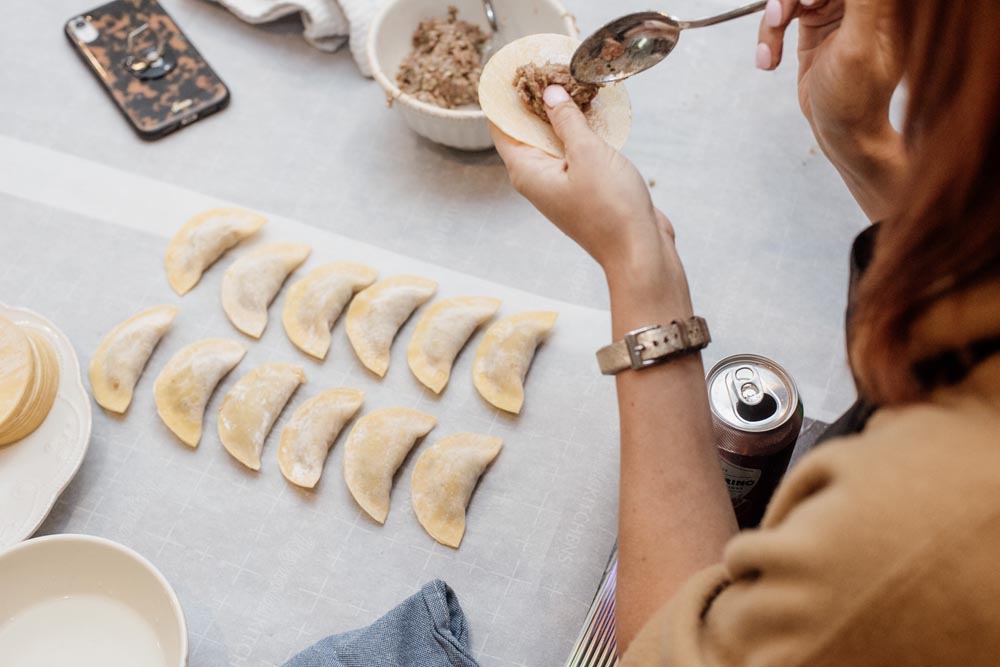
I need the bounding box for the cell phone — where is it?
[65,0,230,140]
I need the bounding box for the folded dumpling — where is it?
[345,276,437,377]
[90,305,178,414]
[154,338,247,446]
[472,311,557,414]
[412,433,502,548]
[222,242,311,338]
[165,208,266,295]
[218,362,306,471]
[344,407,436,523]
[278,387,364,488]
[407,297,500,394]
[282,262,378,360]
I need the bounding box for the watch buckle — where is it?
[624,325,659,370]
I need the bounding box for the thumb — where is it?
[543,85,596,153]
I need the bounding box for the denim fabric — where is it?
[284,580,480,667]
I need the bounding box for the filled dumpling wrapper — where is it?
[165,208,266,296]
[218,362,306,471]
[278,387,364,488]
[282,262,378,360]
[411,433,502,548]
[154,338,247,447]
[89,305,178,414]
[345,275,438,377]
[407,296,500,394]
[222,242,311,338]
[344,407,436,523]
[472,311,557,414]
[478,33,631,158]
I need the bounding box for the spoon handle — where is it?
[677,0,767,30]
[482,0,499,33]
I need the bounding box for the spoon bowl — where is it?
[571,12,682,84]
[571,1,766,84]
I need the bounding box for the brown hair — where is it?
[850,0,1000,404]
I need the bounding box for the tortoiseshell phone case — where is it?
[65,0,229,140]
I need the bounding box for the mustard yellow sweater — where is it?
[623,283,1000,666]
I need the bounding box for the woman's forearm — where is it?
[606,248,738,651]
[818,122,908,223]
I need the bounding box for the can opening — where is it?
[736,392,778,422]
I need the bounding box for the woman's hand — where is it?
[757,0,908,220]
[489,86,681,297]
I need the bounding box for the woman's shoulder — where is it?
[800,365,1000,504]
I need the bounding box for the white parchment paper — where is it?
[0,138,627,667]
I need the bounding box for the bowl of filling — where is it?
[368,0,579,150]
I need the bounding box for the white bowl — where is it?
[368,0,579,150]
[0,534,188,667]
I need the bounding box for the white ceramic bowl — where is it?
[368,0,579,150]
[0,534,187,667]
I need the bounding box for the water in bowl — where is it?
[0,593,167,667]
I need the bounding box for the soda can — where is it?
[707,354,804,528]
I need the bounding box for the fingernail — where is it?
[765,0,782,27]
[800,0,815,6]
[755,42,772,70]
[543,85,571,108]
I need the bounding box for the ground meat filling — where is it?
[513,63,602,122]
[396,7,488,109]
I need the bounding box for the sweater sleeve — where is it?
[619,401,1000,667]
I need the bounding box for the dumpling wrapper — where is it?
[412,433,502,548]
[154,338,246,447]
[407,296,501,394]
[0,329,60,446]
[345,276,438,377]
[0,317,35,429]
[222,242,311,338]
[479,33,632,158]
[278,387,364,488]
[89,305,178,414]
[282,262,378,360]
[344,407,436,523]
[218,362,305,471]
[472,311,557,414]
[165,208,266,296]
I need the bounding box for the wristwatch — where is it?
[596,317,711,375]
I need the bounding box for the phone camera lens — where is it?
[75,19,87,28]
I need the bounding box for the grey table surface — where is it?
[1,0,865,664]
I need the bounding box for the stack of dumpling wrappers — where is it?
[0,316,59,446]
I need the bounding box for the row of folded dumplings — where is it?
[93,330,497,547]
[160,207,557,413]
[85,207,557,547]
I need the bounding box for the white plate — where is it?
[0,304,92,549]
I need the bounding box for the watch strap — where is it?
[596,317,711,375]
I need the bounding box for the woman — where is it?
[492,0,1000,663]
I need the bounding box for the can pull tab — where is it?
[730,366,778,422]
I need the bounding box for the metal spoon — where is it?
[571,0,766,84]
[481,0,502,62]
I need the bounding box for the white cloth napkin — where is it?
[212,0,383,76]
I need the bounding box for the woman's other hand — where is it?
[757,0,908,221]
[489,86,684,305]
